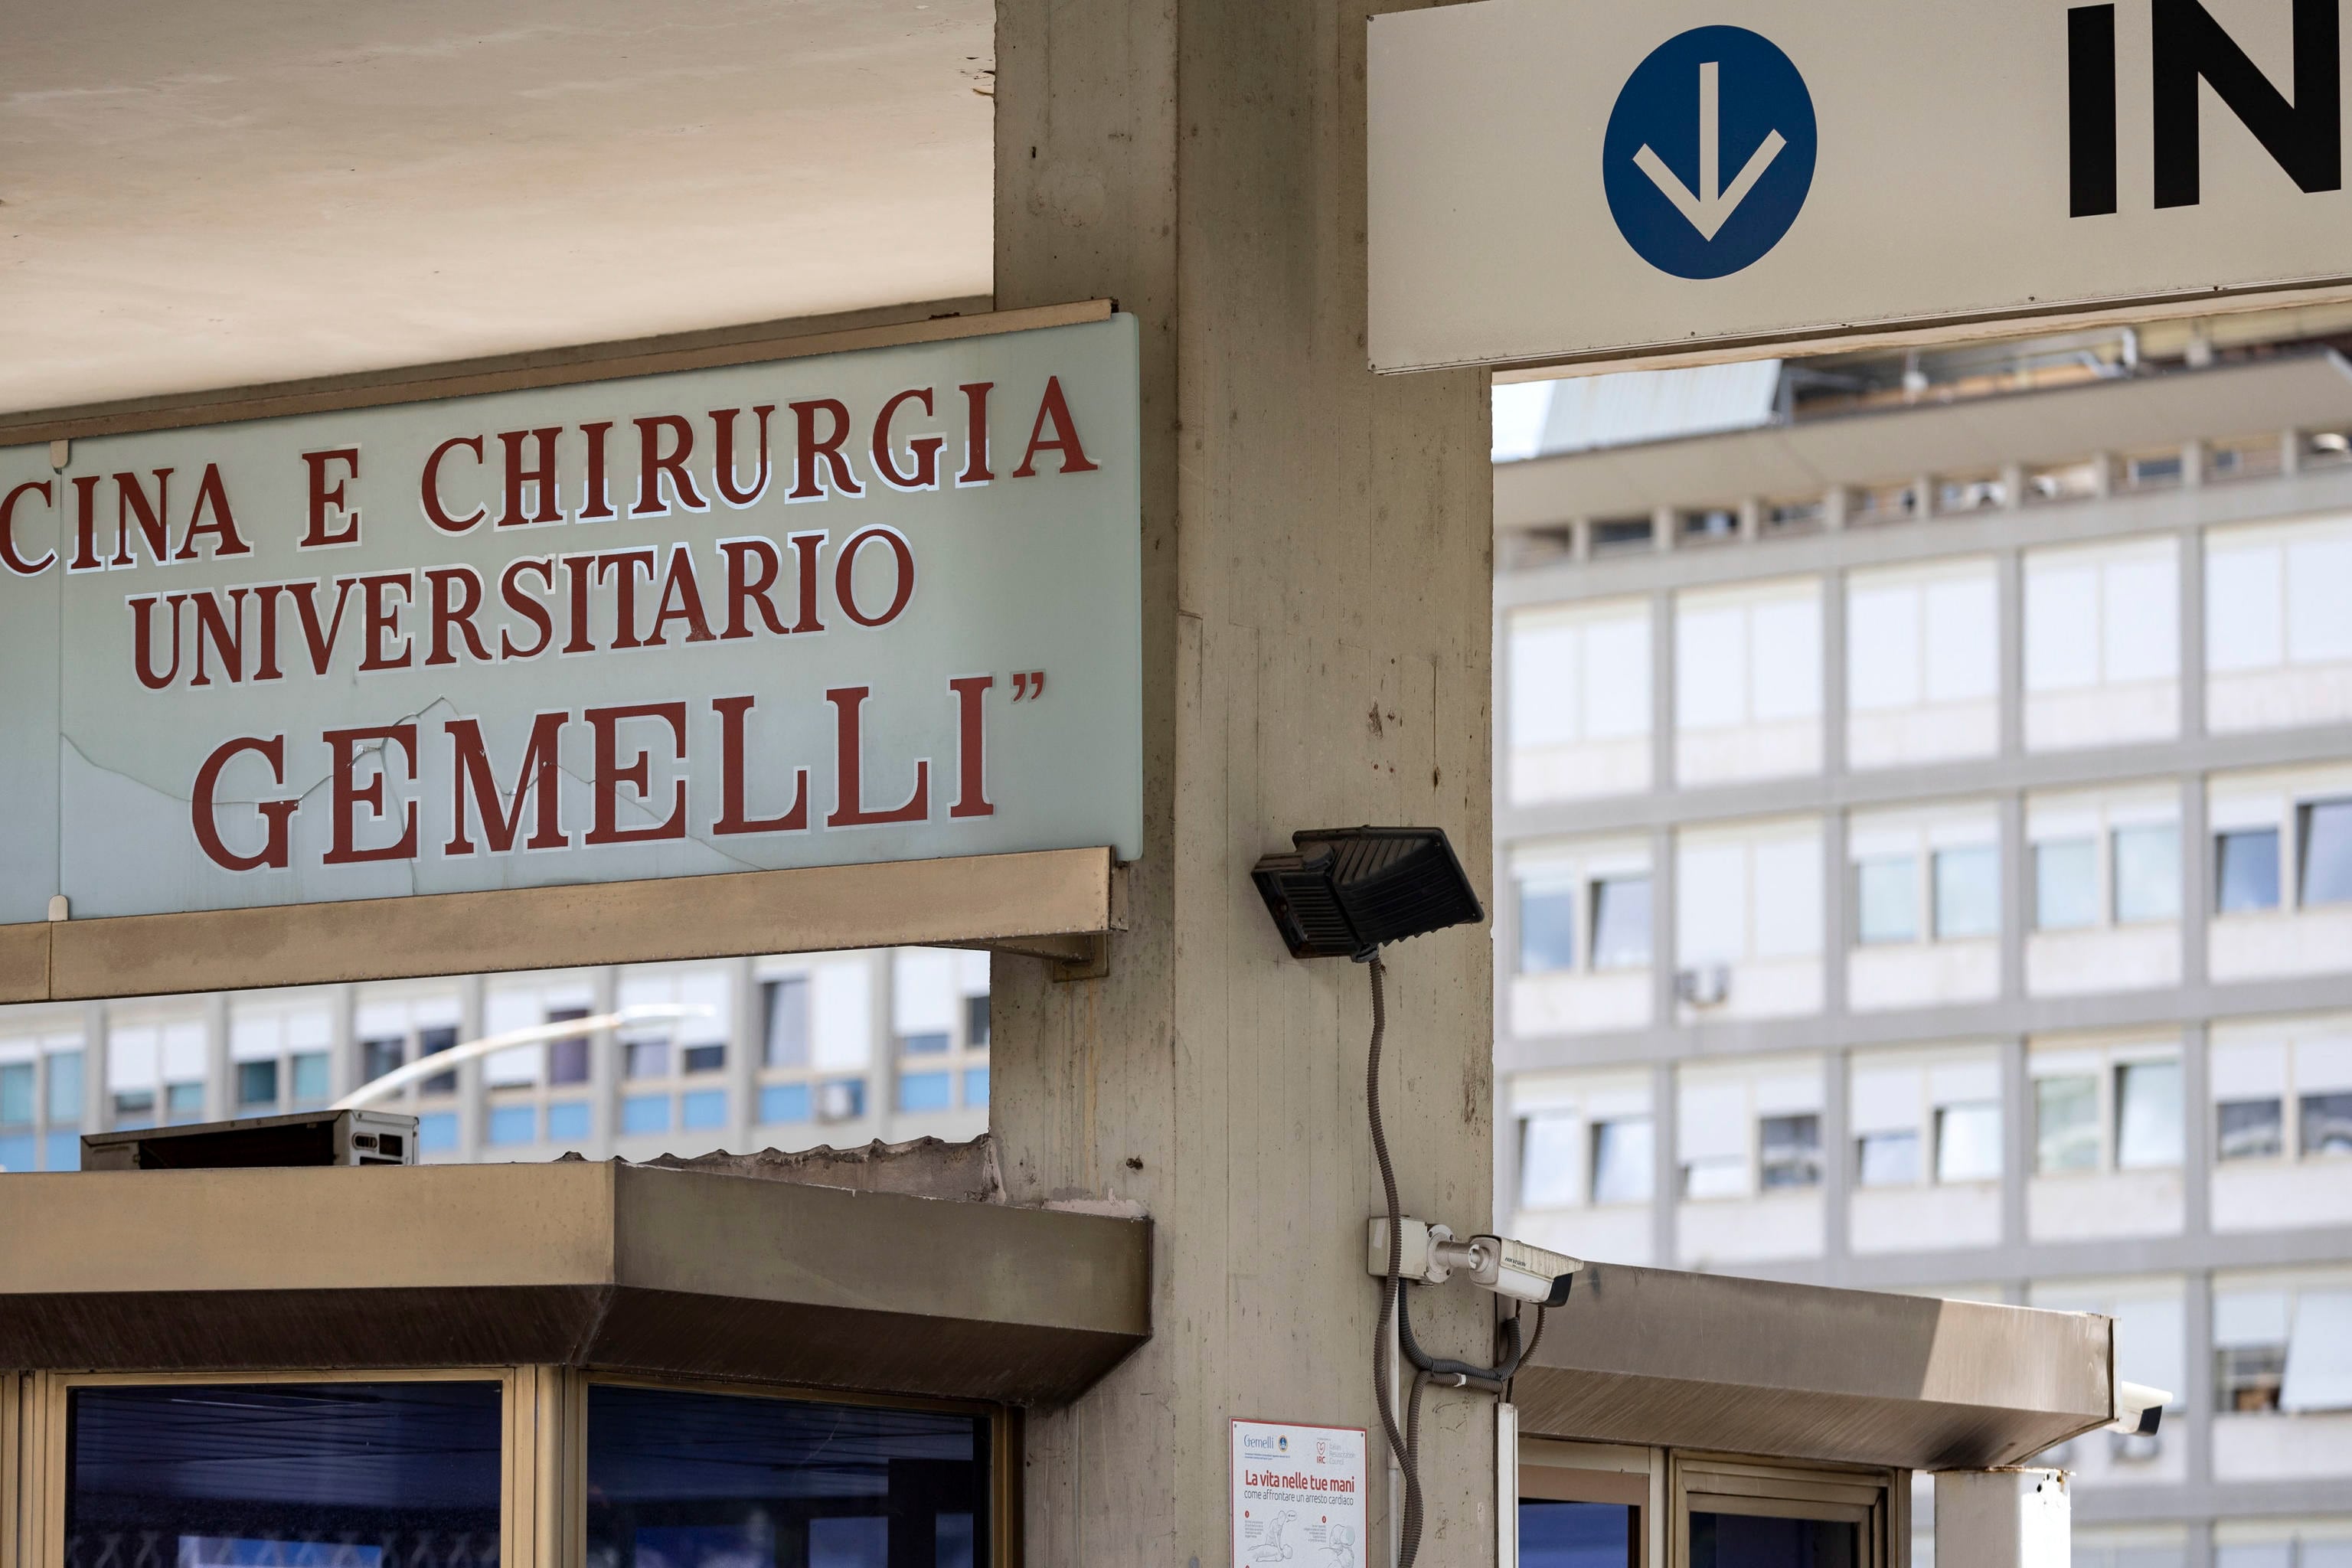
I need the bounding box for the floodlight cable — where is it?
[1364,952,1427,1567]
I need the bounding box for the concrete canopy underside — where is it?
[1515,1263,2114,1471]
[0,0,993,413]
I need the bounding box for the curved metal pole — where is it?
[329,1003,714,1109]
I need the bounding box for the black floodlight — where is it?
[1252,827,1484,961]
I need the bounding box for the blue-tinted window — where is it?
[585,1383,988,1568]
[547,1102,593,1143]
[1520,881,1578,973]
[113,1091,155,1132]
[823,1079,867,1120]
[899,1072,952,1113]
[0,1132,35,1174]
[963,1068,990,1109]
[682,1044,726,1075]
[622,1094,671,1135]
[1521,1500,1633,1568]
[68,1382,501,1568]
[417,1112,459,1153]
[47,1050,81,1125]
[1589,876,1651,969]
[2304,799,2352,905]
[900,1033,951,1057]
[166,1083,206,1124]
[0,1063,33,1126]
[759,1084,812,1125]
[681,1089,728,1130]
[237,1060,279,1109]
[1690,1512,1859,1568]
[487,1106,537,1146]
[42,1130,79,1171]
[290,1052,332,1107]
[2216,828,2282,913]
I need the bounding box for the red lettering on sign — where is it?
[322,723,420,864]
[191,735,297,872]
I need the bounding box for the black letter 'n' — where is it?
[2153,0,2341,209]
[2071,5,2120,215]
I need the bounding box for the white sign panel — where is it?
[0,315,1142,926]
[1231,1419,1367,1568]
[1370,0,2352,371]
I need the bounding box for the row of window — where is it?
[0,950,993,1167]
[1511,765,2351,1014]
[1507,514,2352,802]
[1512,1015,2352,1214]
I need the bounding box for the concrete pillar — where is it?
[992,2,1494,1561]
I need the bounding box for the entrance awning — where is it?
[1514,1263,2111,1470]
[0,1160,1150,1407]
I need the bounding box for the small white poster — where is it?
[1231,1418,1367,1568]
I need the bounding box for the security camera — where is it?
[1430,1233,1583,1306]
[2110,1379,2171,1436]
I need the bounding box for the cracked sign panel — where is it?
[0,315,1142,926]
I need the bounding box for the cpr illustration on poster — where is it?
[1230,1419,1366,1567]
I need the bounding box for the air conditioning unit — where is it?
[82,1109,420,1171]
[1675,965,1730,1007]
[815,1081,862,1123]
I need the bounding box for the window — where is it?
[2112,825,2181,923]
[236,1060,279,1109]
[1517,1460,1644,1568]
[819,1078,867,1122]
[419,1024,459,1095]
[901,1032,951,1057]
[1759,1114,1823,1190]
[621,1094,670,1135]
[681,1089,728,1129]
[2024,537,2179,750]
[900,1071,953,1113]
[487,1105,537,1145]
[289,1052,331,1106]
[2301,799,2352,905]
[1674,578,1824,785]
[165,1083,204,1122]
[966,995,991,1048]
[1856,858,1918,945]
[1672,1455,1889,1568]
[585,1383,992,1568]
[0,1062,31,1126]
[2034,839,2097,929]
[2217,828,2282,912]
[2214,1276,2352,1414]
[548,1007,592,1085]
[763,976,811,1067]
[417,1112,458,1153]
[2036,1075,2101,1172]
[964,1067,990,1107]
[1677,820,1824,978]
[1521,1113,1581,1209]
[48,1048,81,1126]
[1932,846,1999,939]
[2115,1060,2184,1169]
[760,1083,812,1125]
[2206,514,2352,732]
[1681,506,1739,542]
[1856,1131,1920,1187]
[361,1037,404,1083]
[1590,875,1651,969]
[2220,1098,2286,1161]
[1936,1102,2002,1183]
[1508,597,1653,802]
[67,1380,502,1566]
[1593,516,1655,551]
[1591,1118,1654,1206]
[681,1044,725,1073]
[626,1038,671,1080]
[547,1102,592,1143]
[2303,1091,2352,1156]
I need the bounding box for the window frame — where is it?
[1667,1452,1897,1568]
[11,1364,1019,1568]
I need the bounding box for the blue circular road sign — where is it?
[1602,27,1818,280]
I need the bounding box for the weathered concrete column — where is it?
[993,1,1495,1563]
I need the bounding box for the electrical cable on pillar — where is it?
[1252,827,1580,1568]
